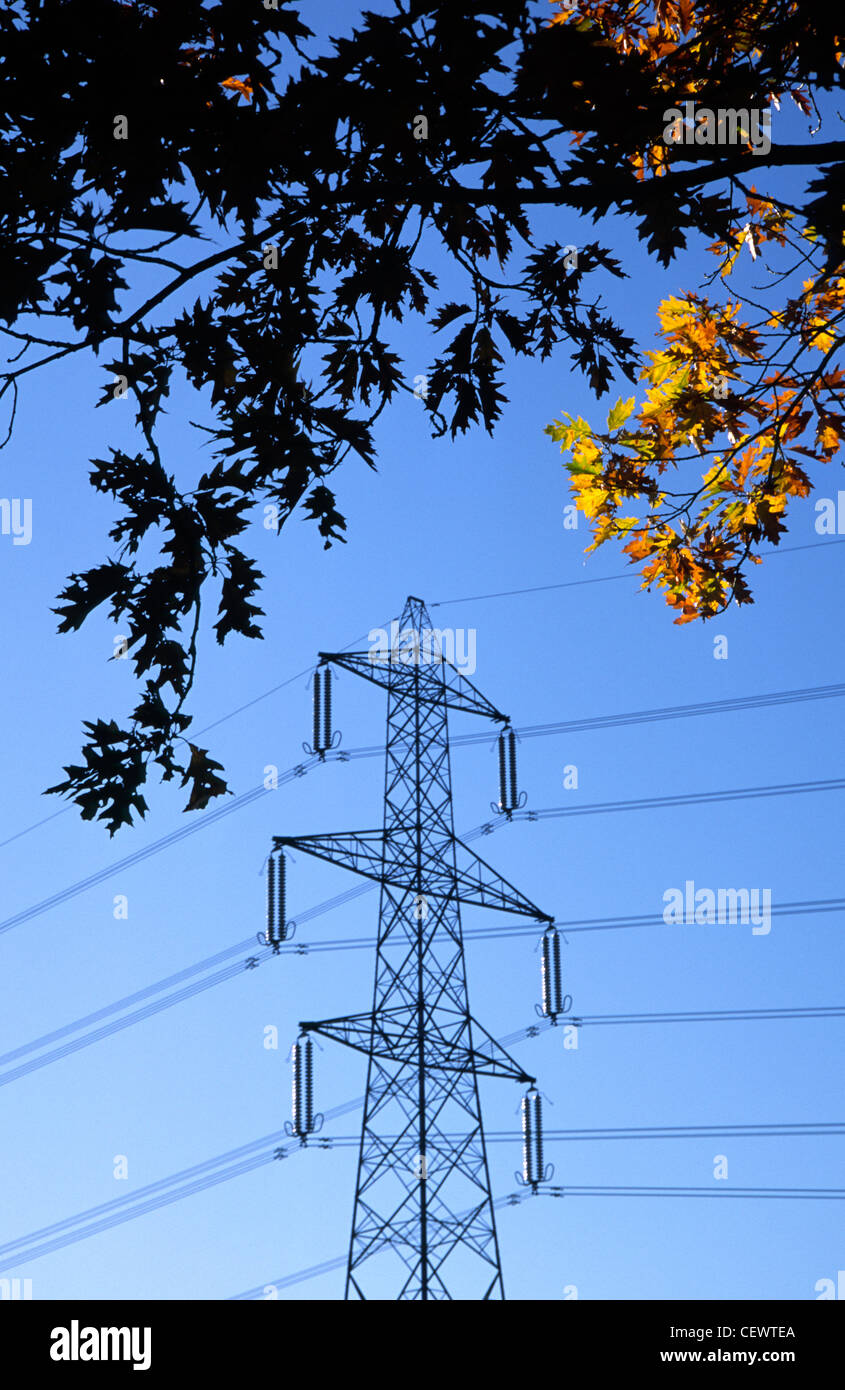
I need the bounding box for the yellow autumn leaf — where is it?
[574,485,609,519]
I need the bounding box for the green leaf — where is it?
[606,397,635,431]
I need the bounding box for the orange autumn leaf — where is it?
[220,76,254,102]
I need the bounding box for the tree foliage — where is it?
[2,0,842,826]
[546,1,845,621]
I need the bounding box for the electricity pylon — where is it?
[275,596,553,1299]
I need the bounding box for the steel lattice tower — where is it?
[275,596,552,1299]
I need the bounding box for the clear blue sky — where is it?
[0,1,843,1301]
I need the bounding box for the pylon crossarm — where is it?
[273,830,388,884]
[274,828,449,895]
[437,659,510,725]
[318,650,508,723]
[466,1013,536,1086]
[274,829,554,920]
[301,1006,532,1083]
[452,837,554,921]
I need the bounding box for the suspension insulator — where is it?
[536,924,572,1024]
[507,727,518,810]
[305,665,340,759]
[322,665,332,752]
[520,1087,552,1188]
[266,851,285,948]
[498,730,508,811]
[288,1033,322,1139]
[267,850,276,937]
[312,670,320,753]
[495,727,524,816]
[312,668,327,754]
[541,925,563,1022]
[260,850,295,950]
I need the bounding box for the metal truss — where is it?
[277,596,552,1299]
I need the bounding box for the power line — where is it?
[233,1176,845,1298]
[307,1123,845,1143]
[540,1185,845,1201]
[509,776,845,822]
[329,683,845,762]
[0,759,320,937]
[6,1107,843,1274]
[231,1255,347,1298]
[4,674,845,881]
[3,756,844,944]
[6,563,842,1292]
[429,537,845,610]
[0,807,68,851]
[1,1076,537,1271]
[0,1098,362,1273]
[432,572,635,606]
[570,1004,845,1027]
[8,541,838,856]
[0,876,382,1073]
[4,894,845,1091]
[191,624,389,738]
[0,956,256,1089]
[0,877,391,1087]
[217,1123,845,1144]
[482,682,845,745]
[0,621,389,855]
[4,857,840,1271]
[0,1148,288,1273]
[5,527,841,859]
[488,1122,845,1141]
[546,897,845,936]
